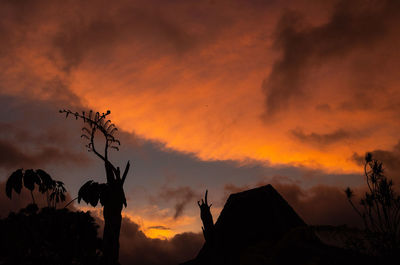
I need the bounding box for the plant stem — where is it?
[30,191,35,204]
[63,197,78,209]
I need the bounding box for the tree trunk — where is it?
[102,181,126,265]
[30,190,36,205]
[103,204,122,265]
[201,207,215,245]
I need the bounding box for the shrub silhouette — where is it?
[0,206,101,265]
[346,153,400,259]
[60,109,130,265]
[6,168,66,208]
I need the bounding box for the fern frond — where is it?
[109,127,118,136]
[110,146,119,151]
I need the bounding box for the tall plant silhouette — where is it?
[198,190,215,245]
[60,109,130,265]
[345,153,400,257]
[6,168,66,208]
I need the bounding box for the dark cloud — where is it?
[263,0,400,116]
[91,213,203,265]
[290,128,353,147]
[156,186,200,219]
[119,217,203,265]
[38,77,82,105]
[0,0,43,57]
[315,104,332,112]
[0,139,89,170]
[0,95,90,170]
[0,140,34,169]
[148,225,171,230]
[47,1,198,70]
[53,16,119,71]
[0,0,275,73]
[275,183,361,227]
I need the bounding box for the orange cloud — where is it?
[2,0,400,174]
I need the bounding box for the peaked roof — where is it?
[214,184,306,247]
[184,184,307,265]
[182,185,375,265]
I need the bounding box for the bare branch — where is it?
[122,161,130,184]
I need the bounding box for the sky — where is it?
[1,0,400,264]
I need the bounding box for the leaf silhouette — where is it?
[56,181,66,193]
[50,192,55,201]
[5,181,12,199]
[36,169,55,193]
[6,169,24,199]
[77,180,108,207]
[99,183,110,206]
[49,181,67,206]
[88,182,100,207]
[78,180,94,204]
[23,169,40,191]
[78,180,102,206]
[6,169,23,199]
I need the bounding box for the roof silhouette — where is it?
[182,184,375,265]
[183,184,307,265]
[214,184,306,247]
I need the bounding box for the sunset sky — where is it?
[1,0,400,263]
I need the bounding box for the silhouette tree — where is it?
[198,190,215,245]
[346,153,400,258]
[5,168,66,208]
[60,109,130,265]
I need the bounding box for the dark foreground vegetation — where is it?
[1,109,130,265]
[0,205,101,265]
[345,153,400,261]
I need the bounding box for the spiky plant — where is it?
[346,153,400,258]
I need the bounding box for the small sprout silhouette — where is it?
[345,187,353,199]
